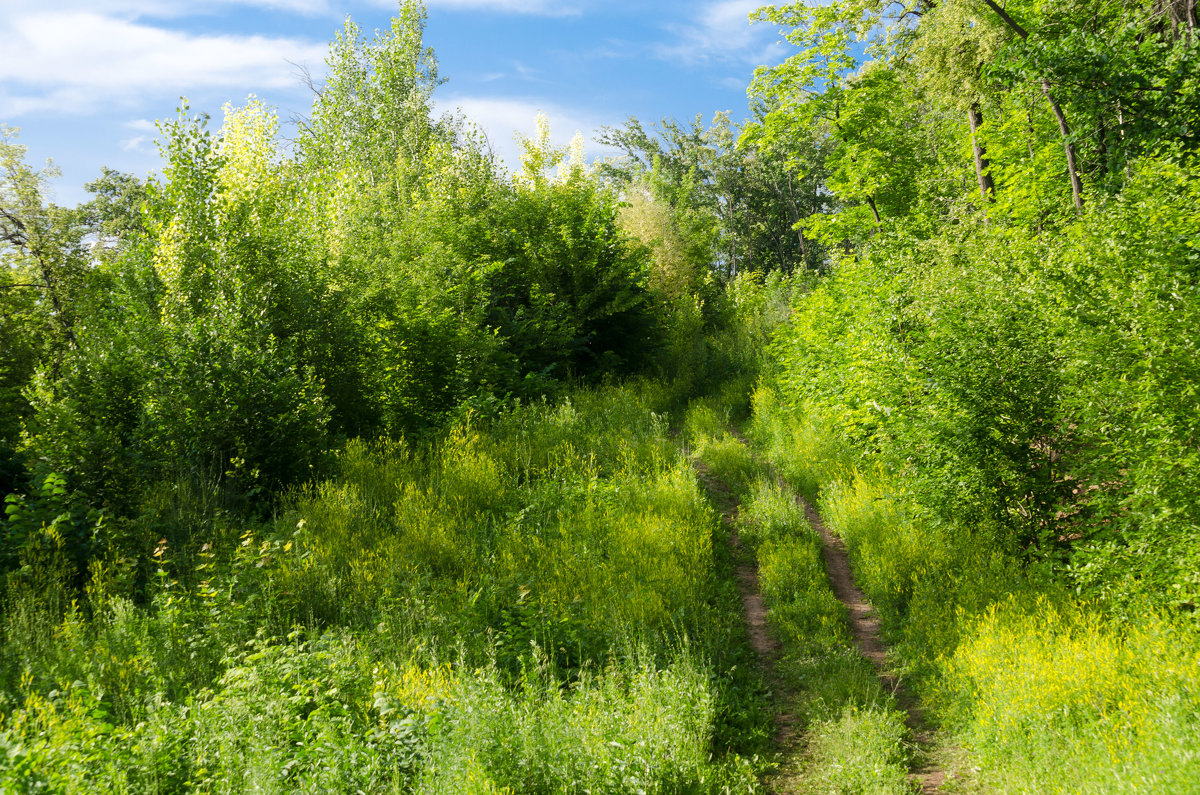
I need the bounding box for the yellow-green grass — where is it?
[750,397,1200,794]
[0,380,766,792]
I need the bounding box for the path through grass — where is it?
[685,399,941,793]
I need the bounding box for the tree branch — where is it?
[980,0,1084,209]
[980,0,1030,39]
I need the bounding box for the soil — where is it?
[793,492,947,794]
[692,460,795,749]
[694,435,948,794]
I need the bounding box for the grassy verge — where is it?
[749,386,1200,794]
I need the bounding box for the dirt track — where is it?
[793,492,946,794]
[692,461,797,748]
[695,440,946,794]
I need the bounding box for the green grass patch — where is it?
[0,380,771,792]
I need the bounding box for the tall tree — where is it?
[0,126,88,351]
[978,0,1085,209]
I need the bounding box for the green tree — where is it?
[481,117,656,387]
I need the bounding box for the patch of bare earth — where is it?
[792,492,947,794]
[692,461,797,757]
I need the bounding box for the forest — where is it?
[0,0,1198,792]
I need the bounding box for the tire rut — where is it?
[792,492,947,794]
[691,460,798,763]
[698,429,947,794]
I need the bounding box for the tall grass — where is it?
[751,394,1200,793]
[938,604,1200,794]
[0,380,765,792]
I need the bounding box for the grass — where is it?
[800,706,914,795]
[749,391,1200,794]
[0,380,770,792]
[937,602,1200,794]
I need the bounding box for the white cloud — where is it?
[512,61,545,81]
[118,119,160,152]
[0,10,328,117]
[0,0,336,19]
[438,95,617,171]
[419,0,586,15]
[656,0,786,66]
[120,136,153,152]
[467,61,550,86]
[124,119,159,133]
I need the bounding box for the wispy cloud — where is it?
[512,61,546,81]
[124,119,159,133]
[465,60,551,88]
[438,94,617,170]
[0,10,327,117]
[0,0,339,19]
[655,0,785,66]
[119,118,158,152]
[417,0,587,16]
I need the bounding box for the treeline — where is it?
[0,7,756,563]
[593,0,1200,615]
[740,1,1200,790]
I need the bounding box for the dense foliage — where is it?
[2,7,666,529]
[2,0,1199,790]
[746,0,1200,790]
[752,0,1200,617]
[0,4,806,787]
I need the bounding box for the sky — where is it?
[0,0,792,206]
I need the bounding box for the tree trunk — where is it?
[866,195,881,225]
[1026,108,1037,161]
[1116,99,1132,178]
[981,0,1085,210]
[1096,107,1110,181]
[968,103,996,202]
[38,259,78,349]
[1160,0,1198,37]
[1042,80,1085,211]
[0,205,78,348]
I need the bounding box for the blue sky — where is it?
[0,0,790,206]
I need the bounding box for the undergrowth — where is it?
[0,381,771,792]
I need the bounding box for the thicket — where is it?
[0,379,790,791]
[1,6,679,541]
[748,0,1200,790]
